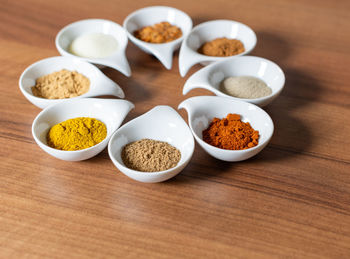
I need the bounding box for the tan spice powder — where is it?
[31,69,90,99]
[121,139,181,172]
[198,37,245,57]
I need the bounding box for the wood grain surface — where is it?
[1,0,350,258]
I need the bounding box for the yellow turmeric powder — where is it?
[47,117,107,151]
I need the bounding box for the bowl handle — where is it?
[178,43,204,77]
[88,74,125,98]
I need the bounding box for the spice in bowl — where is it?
[47,117,107,151]
[69,33,118,58]
[220,76,272,99]
[198,37,245,57]
[121,139,181,172]
[134,22,182,43]
[202,113,259,150]
[31,69,90,99]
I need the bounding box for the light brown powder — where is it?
[134,22,182,43]
[198,37,245,57]
[31,69,90,99]
[121,139,181,172]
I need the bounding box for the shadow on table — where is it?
[101,67,152,103]
[251,30,293,61]
[251,31,324,161]
[279,68,326,104]
[163,148,236,184]
[257,68,325,162]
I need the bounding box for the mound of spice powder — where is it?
[121,139,181,172]
[198,37,245,57]
[31,69,90,99]
[134,22,182,43]
[202,114,259,150]
[47,117,107,151]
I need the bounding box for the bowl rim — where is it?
[108,105,195,175]
[123,5,193,47]
[185,96,274,153]
[55,18,128,59]
[201,55,286,102]
[185,19,257,58]
[19,56,98,102]
[31,98,133,154]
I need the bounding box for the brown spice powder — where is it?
[31,69,90,99]
[134,22,182,43]
[121,139,181,172]
[198,37,245,57]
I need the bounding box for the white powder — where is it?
[220,76,272,99]
[69,33,118,58]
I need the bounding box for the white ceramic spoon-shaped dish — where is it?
[178,96,274,162]
[56,19,131,77]
[32,98,134,161]
[183,56,285,107]
[179,20,257,77]
[19,56,125,109]
[123,6,192,70]
[108,105,195,183]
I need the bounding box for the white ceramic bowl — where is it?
[178,96,274,162]
[108,105,195,183]
[19,56,125,109]
[56,19,131,76]
[32,98,134,161]
[183,56,285,107]
[123,6,192,70]
[179,20,257,77]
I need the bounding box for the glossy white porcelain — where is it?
[32,98,134,161]
[183,56,285,107]
[19,56,125,109]
[108,105,194,183]
[178,96,273,162]
[56,19,131,76]
[123,6,192,70]
[179,20,257,77]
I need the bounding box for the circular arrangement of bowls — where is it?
[20,6,284,182]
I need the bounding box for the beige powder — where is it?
[220,76,272,99]
[121,139,181,172]
[31,69,90,99]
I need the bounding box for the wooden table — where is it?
[1,0,349,258]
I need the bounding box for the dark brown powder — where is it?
[121,139,181,172]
